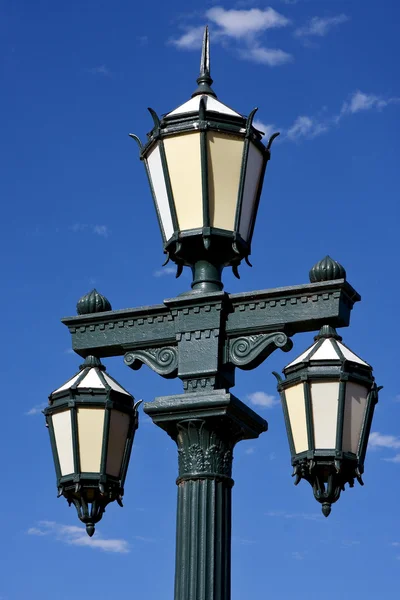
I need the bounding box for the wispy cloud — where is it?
[247,391,279,408]
[233,536,257,545]
[27,521,130,554]
[283,90,399,142]
[266,510,322,521]
[206,7,290,39]
[295,14,349,38]
[369,432,400,450]
[340,91,400,116]
[171,26,204,49]
[25,403,46,416]
[244,446,255,455]
[153,266,176,277]
[253,120,277,140]
[240,46,292,67]
[171,7,292,67]
[88,65,111,76]
[71,224,110,237]
[292,551,306,560]
[342,540,360,547]
[286,115,328,141]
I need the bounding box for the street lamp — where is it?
[45,27,380,600]
[275,320,379,517]
[45,342,140,536]
[130,26,279,288]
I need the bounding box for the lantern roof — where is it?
[285,325,370,369]
[50,356,132,398]
[165,26,243,120]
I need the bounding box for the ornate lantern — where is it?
[275,324,380,516]
[44,355,140,536]
[130,27,279,286]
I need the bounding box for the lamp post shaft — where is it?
[144,391,268,600]
[174,422,233,600]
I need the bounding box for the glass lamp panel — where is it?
[285,383,308,454]
[77,408,105,473]
[52,410,74,476]
[163,133,203,231]
[147,143,174,240]
[310,382,340,449]
[106,410,131,478]
[207,132,244,231]
[342,382,369,454]
[239,142,264,242]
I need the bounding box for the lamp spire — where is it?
[192,26,217,98]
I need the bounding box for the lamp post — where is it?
[45,28,380,600]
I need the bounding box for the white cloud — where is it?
[71,224,110,237]
[244,446,255,455]
[170,26,205,49]
[89,65,111,76]
[27,521,130,554]
[25,403,47,416]
[171,7,291,68]
[247,391,279,408]
[286,115,328,140]
[153,266,176,277]
[369,432,400,450]
[341,91,400,115]
[253,120,277,140]
[384,454,400,464]
[241,45,292,66]
[292,551,306,560]
[295,14,349,38]
[92,224,109,237]
[266,510,322,521]
[206,7,290,39]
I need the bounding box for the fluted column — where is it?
[144,391,267,600]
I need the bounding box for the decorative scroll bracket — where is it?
[124,346,178,379]
[228,331,293,371]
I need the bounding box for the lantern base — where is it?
[164,229,250,290]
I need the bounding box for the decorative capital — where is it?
[309,256,346,283]
[228,332,293,371]
[124,346,178,379]
[76,289,112,315]
[177,420,234,481]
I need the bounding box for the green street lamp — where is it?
[130,26,279,289]
[45,28,380,600]
[275,322,379,517]
[45,350,140,536]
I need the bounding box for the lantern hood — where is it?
[284,325,370,371]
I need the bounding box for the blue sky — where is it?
[1,0,399,598]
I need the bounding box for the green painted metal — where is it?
[191,26,216,99]
[44,355,140,536]
[275,325,380,517]
[144,391,267,600]
[77,289,112,315]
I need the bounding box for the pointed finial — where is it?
[192,26,217,98]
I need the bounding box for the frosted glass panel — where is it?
[52,410,74,476]
[164,133,203,231]
[77,408,105,472]
[106,410,131,477]
[342,382,369,454]
[147,144,174,240]
[207,132,244,230]
[311,382,339,449]
[285,383,308,454]
[239,142,264,241]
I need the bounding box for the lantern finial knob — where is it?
[76,289,112,315]
[309,256,346,283]
[192,26,217,98]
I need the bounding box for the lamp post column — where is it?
[145,391,267,600]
